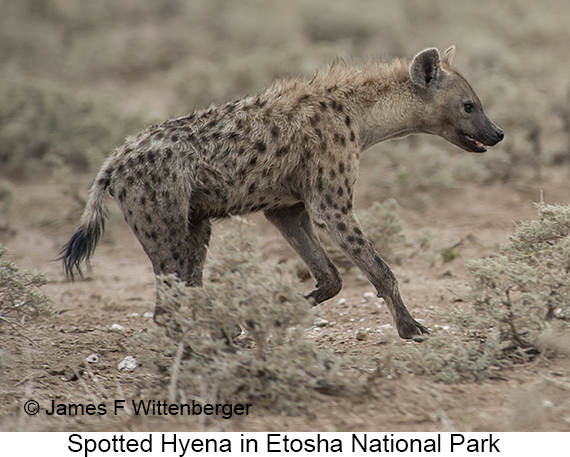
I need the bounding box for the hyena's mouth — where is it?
[462,134,488,153]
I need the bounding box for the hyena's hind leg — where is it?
[117,189,212,323]
[264,203,343,305]
[151,218,212,330]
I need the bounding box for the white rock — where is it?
[86,354,99,364]
[118,356,137,371]
[314,318,329,328]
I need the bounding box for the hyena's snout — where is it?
[462,119,504,153]
[486,122,504,146]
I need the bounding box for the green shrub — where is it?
[466,203,570,359]
[0,244,52,330]
[145,218,361,414]
[398,203,570,383]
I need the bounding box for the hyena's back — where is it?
[109,89,354,225]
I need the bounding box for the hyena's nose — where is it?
[494,125,504,142]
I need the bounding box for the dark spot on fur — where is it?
[331,100,344,112]
[96,178,111,191]
[337,222,347,232]
[276,146,288,156]
[255,141,266,153]
[337,186,344,197]
[374,255,384,267]
[249,156,257,166]
[325,194,333,206]
[145,213,152,224]
[352,247,362,255]
[338,162,345,174]
[350,131,356,142]
[330,169,336,179]
[227,131,240,141]
[353,227,362,236]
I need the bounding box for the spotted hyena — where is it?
[60,46,503,339]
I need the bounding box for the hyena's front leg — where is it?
[264,203,343,305]
[310,205,428,339]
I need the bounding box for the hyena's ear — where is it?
[410,48,442,89]
[442,45,455,66]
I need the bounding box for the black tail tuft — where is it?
[58,223,103,281]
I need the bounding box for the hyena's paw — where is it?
[396,316,429,340]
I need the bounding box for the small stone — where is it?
[356,329,368,341]
[314,318,329,328]
[85,354,99,364]
[118,356,137,371]
[110,323,125,332]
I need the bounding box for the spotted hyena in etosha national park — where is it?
[60,46,504,339]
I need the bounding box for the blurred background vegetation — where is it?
[1,0,570,195]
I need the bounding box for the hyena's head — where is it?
[410,46,504,152]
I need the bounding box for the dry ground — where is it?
[1,165,570,432]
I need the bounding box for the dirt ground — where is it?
[1,165,570,433]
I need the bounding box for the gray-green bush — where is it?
[398,203,570,383]
[466,203,570,358]
[0,244,52,330]
[144,218,361,414]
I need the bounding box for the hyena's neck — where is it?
[354,77,424,151]
[303,59,424,152]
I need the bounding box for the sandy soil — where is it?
[1,166,570,432]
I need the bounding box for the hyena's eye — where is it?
[463,103,474,113]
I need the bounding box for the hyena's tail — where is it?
[59,160,112,281]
